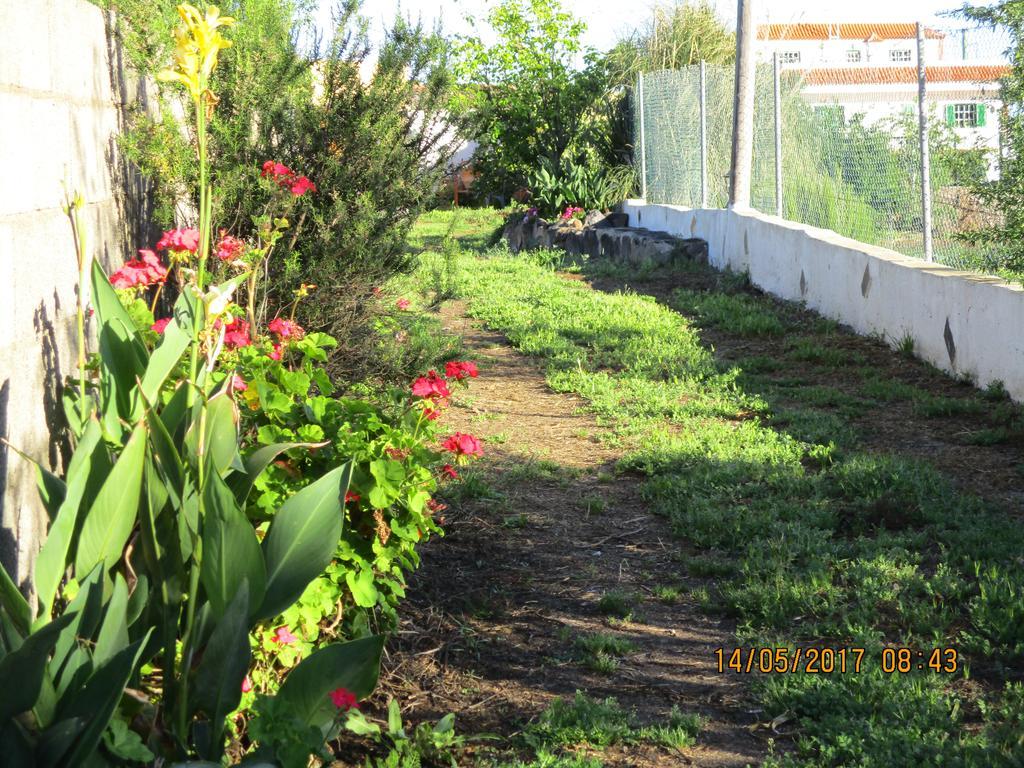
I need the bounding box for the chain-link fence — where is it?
[635,23,1011,271]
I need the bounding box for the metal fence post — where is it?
[699,61,708,208]
[916,22,934,262]
[773,52,783,218]
[638,71,648,201]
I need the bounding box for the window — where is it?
[948,102,986,128]
[779,51,801,64]
[890,49,913,62]
[846,49,862,63]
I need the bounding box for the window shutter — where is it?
[946,105,955,126]
[977,103,986,127]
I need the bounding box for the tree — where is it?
[455,0,607,198]
[956,1,1024,268]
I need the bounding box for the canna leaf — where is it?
[74,422,147,577]
[275,635,384,730]
[0,613,76,723]
[34,419,103,618]
[199,473,266,618]
[257,461,352,620]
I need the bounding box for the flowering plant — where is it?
[560,205,585,221]
[0,6,418,765]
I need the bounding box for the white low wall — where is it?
[623,200,1024,401]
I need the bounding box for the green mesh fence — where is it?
[634,25,1009,273]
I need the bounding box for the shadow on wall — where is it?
[34,298,70,473]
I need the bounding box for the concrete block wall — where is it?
[0,0,151,593]
[623,200,1024,402]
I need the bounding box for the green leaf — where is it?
[0,562,31,637]
[91,259,149,367]
[200,473,266,618]
[92,575,129,667]
[257,462,352,620]
[192,583,251,758]
[137,319,190,410]
[102,717,154,763]
[345,565,379,608]
[0,440,66,521]
[35,419,103,617]
[228,441,326,505]
[0,613,76,722]
[51,565,105,695]
[56,630,153,767]
[275,635,384,730]
[74,422,147,576]
[187,393,240,477]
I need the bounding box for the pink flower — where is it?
[440,464,458,480]
[216,317,251,349]
[261,160,294,181]
[268,343,283,361]
[241,675,253,693]
[427,498,448,515]
[156,228,200,254]
[422,405,441,421]
[151,317,172,334]
[411,370,451,402]
[268,317,304,340]
[441,432,483,458]
[271,626,298,645]
[329,687,358,711]
[215,231,246,262]
[109,249,169,290]
[229,373,247,392]
[289,176,316,196]
[445,360,479,381]
[396,298,410,311]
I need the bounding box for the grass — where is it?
[596,590,637,621]
[573,632,638,674]
[402,212,1024,768]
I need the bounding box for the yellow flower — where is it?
[157,3,235,101]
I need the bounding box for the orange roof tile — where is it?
[758,23,944,41]
[796,64,1009,85]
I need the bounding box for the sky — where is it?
[315,0,976,53]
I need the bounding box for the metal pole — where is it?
[699,61,708,208]
[638,71,648,201]
[773,52,783,218]
[729,0,756,210]
[917,22,934,262]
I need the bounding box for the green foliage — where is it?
[106,0,460,380]
[455,0,612,199]
[432,244,1024,767]
[529,157,636,217]
[605,0,735,86]
[344,700,468,768]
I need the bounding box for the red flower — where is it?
[441,432,483,458]
[396,298,410,310]
[329,686,358,711]
[372,286,383,297]
[215,231,246,262]
[422,405,441,421]
[445,360,479,381]
[109,250,169,289]
[271,626,297,645]
[411,370,450,402]
[440,464,458,480]
[151,317,172,334]
[155,228,200,254]
[229,373,247,392]
[268,343,283,361]
[345,491,361,504]
[261,160,293,181]
[289,175,316,196]
[426,498,448,515]
[241,675,253,693]
[268,317,304,340]
[386,447,409,460]
[216,317,251,349]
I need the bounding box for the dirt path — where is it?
[376,301,766,767]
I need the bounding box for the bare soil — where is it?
[372,301,767,767]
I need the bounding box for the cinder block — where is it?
[0,0,55,94]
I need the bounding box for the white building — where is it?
[757,23,1009,178]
